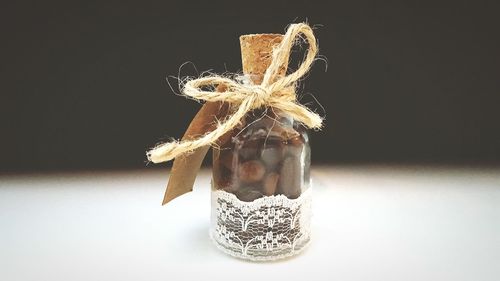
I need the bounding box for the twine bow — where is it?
[147,23,323,163]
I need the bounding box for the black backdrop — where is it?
[1,1,499,172]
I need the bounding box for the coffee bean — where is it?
[288,134,304,146]
[238,139,261,160]
[238,160,266,183]
[275,125,300,141]
[260,144,284,169]
[263,172,279,196]
[237,188,264,202]
[277,156,302,199]
[284,133,304,159]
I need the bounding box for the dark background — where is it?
[1,1,499,173]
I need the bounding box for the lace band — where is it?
[210,188,312,261]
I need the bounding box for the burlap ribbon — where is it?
[147,23,323,164]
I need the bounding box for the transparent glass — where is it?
[212,109,310,198]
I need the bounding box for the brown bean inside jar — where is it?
[212,109,309,201]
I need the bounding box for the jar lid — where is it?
[239,33,288,84]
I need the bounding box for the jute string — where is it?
[147,23,323,163]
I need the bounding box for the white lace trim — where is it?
[210,188,312,261]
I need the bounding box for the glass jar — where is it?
[210,108,312,261]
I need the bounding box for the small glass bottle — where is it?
[209,34,312,261]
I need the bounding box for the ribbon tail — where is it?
[161,101,229,205]
[163,146,210,205]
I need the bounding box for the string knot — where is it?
[250,85,272,107]
[147,23,323,163]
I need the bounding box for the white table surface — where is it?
[1,166,499,281]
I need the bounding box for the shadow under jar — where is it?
[210,108,312,261]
